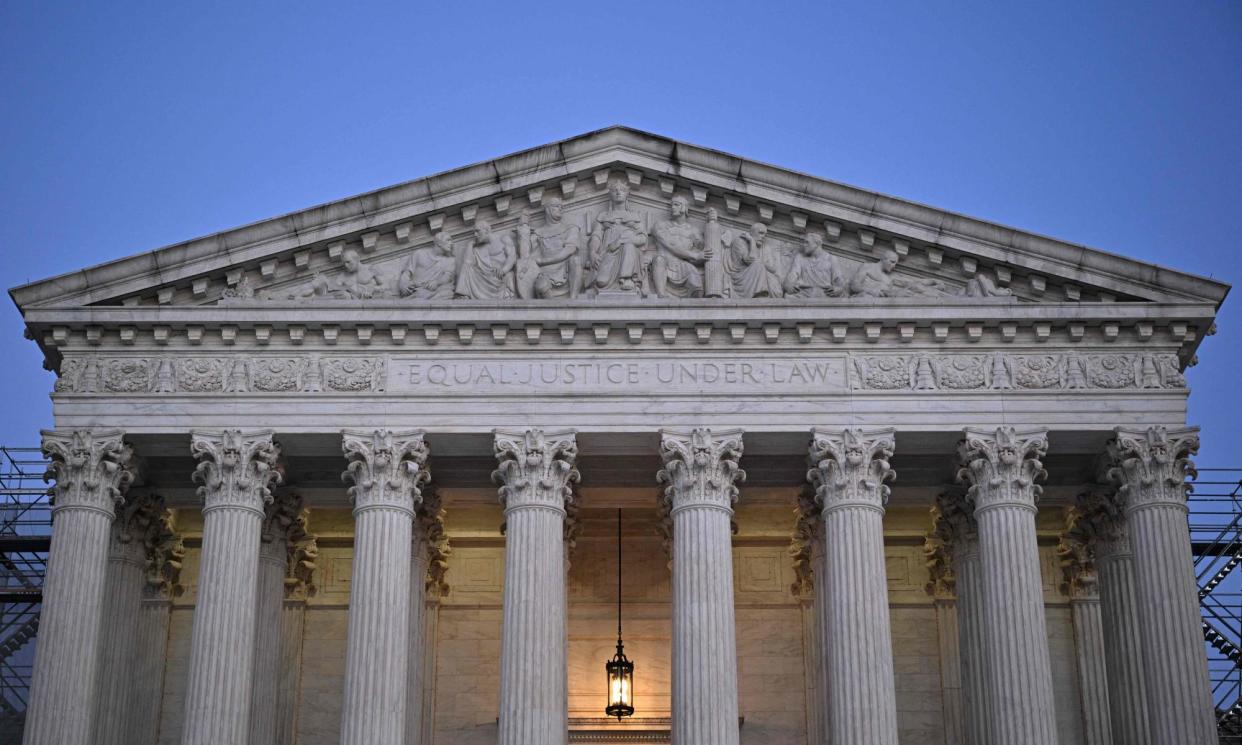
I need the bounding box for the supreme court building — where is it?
[9,127,1228,745]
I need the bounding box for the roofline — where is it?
[9,125,1232,310]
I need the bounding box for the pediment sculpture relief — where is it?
[246,191,1016,304]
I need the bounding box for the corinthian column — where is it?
[1058,510,1113,745]
[132,510,185,745]
[1081,488,1151,745]
[276,511,316,745]
[339,430,430,745]
[94,491,166,745]
[808,428,899,745]
[957,427,1057,745]
[249,493,305,745]
[1106,426,1215,745]
[494,429,579,745]
[658,428,746,745]
[791,489,826,745]
[407,487,447,745]
[931,492,988,745]
[23,429,133,745]
[181,429,282,745]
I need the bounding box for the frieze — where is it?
[52,351,1186,395]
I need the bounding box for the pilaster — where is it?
[1106,426,1215,745]
[659,427,745,745]
[926,494,965,745]
[250,493,306,745]
[339,429,429,745]
[957,427,1057,745]
[23,429,133,745]
[132,508,184,745]
[494,429,578,745]
[808,427,900,745]
[181,429,282,745]
[276,511,317,745]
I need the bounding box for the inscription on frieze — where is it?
[389,357,848,394]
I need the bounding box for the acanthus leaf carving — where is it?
[42,429,135,516]
[139,498,185,601]
[190,429,282,515]
[789,485,822,596]
[341,429,429,515]
[924,490,975,599]
[658,427,745,513]
[492,429,579,512]
[417,485,451,596]
[807,427,896,512]
[956,427,1048,512]
[1105,426,1199,512]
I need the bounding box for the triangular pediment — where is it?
[9,126,1229,311]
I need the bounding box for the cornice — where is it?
[9,126,1229,314]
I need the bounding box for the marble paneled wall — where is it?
[150,499,1088,745]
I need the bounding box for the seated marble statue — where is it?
[650,195,707,298]
[723,222,784,298]
[587,178,647,294]
[960,272,1013,297]
[515,198,583,299]
[848,249,947,298]
[289,248,388,299]
[398,231,457,299]
[454,219,517,300]
[782,232,843,298]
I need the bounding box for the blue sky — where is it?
[1,1,1239,463]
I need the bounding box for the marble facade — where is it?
[9,127,1228,745]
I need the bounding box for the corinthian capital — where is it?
[1058,504,1104,600]
[924,490,975,598]
[493,429,579,512]
[142,507,186,601]
[341,429,429,515]
[191,429,282,515]
[658,428,745,513]
[808,427,896,512]
[41,428,135,517]
[1105,426,1199,512]
[956,427,1048,512]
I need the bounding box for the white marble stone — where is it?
[494,429,578,745]
[338,429,429,745]
[181,429,281,745]
[958,427,1058,745]
[659,428,745,745]
[1107,427,1216,745]
[23,430,133,745]
[809,428,900,745]
[1096,528,1151,745]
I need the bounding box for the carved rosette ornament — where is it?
[657,427,745,514]
[42,429,134,517]
[956,427,1048,513]
[341,429,430,515]
[493,429,580,512]
[190,429,282,514]
[1104,426,1216,745]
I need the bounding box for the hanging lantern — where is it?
[605,508,636,720]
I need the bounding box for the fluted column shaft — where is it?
[339,429,429,745]
[1096,536,1151,745]
[181,429,281,745]
[405,529,430,745]
[495,429,578,745]
[934,598,964,745]
[275,599,307,745]
[248,530,287,745]
[953,539,988,745]
[959,427,1057,745]
[660,428,745,745]
[93,532,146,745]
[23,429,132,745]
[1070,593,1112,745]
[1107,427,1215,745]
[809,532,828,744]
[133,596,175,744]
[809,427,899,745]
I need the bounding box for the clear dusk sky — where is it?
[1,1,1239,464]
